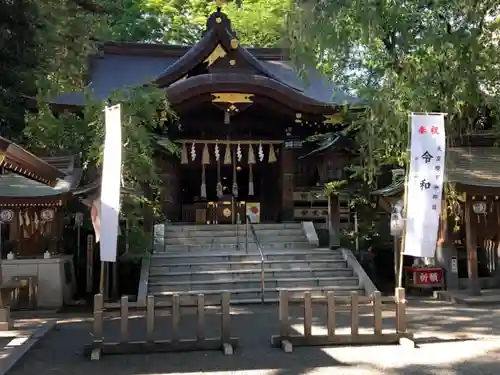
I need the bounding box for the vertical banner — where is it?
[99,104,122,263]
[403,114,446,258]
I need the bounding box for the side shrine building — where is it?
[41,9,359,226]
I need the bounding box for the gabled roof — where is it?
[0,137,66,186]
[43,10,359,113]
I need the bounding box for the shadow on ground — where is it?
[7,301,500,375]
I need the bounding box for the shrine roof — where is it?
[372,147,500,196]
[0,155,81,205]
[44,11,359,112]
[0,137,66,186]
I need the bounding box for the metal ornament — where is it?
[41,209,55,222]
[0,209,14,223]
[472,201,487,214]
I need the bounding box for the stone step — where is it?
[148,267,354,282]
[151,250,344,265]
[164,234,306,245]
[148,276,359,293]
[164,228,304,238]
[149,286,365,306]
[165,223,302,232]
[160,242,314,252]
[149,259,348,273]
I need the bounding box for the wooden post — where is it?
[280,147,295,221]
[350,292,359,336]
[395,287,406,333]
[120,295,129,343]
[172,294,180,342]
[93,294,104,344]
[326,291,336,339]
[197,294,206,342]
[221,291,231,343]
[328,194,340,248]
[372,291,382,337]
[279,290,289,337]
[303,292,312,337]
[465,198,480,295]
[146,295,155,343]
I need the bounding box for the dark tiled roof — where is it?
[447,147,500,187]
[372,147,500,196]
[52,49,359,107]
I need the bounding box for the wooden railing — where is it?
[271,288,413,352]
[86,292,238,360]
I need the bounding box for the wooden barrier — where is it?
[271,287,414,352]
[85,292,238,360]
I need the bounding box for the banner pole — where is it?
[398,114,413,288]
[99,261,105,295]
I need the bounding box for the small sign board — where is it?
[451,256,458,273]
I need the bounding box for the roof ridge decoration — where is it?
[154,10,295,90]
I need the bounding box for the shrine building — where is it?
[36,9,359,227]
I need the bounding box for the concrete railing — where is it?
[137,254,151,307]
[301,221,320,247]
[341,248,378,296]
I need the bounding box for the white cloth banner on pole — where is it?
[403,114,446,258]
[99,104,122,263]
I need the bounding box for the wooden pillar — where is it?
[465,197,480,295]
[328,194,340,248]
[280,147,295,221]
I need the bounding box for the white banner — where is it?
[99,104,122,263]
[403,114,446,258]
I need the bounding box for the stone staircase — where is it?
[147,223,364,305]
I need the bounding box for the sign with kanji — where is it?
[410,268,443,286]
[403,114,446,258]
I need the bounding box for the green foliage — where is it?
[104,0,291,47]
[24,85,178,255]
[288,0,500,185]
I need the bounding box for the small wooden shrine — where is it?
[372,144,500,294]
[0,141,80,308]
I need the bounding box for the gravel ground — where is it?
[7,299,500,375]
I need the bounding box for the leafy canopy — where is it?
[104,0,291,47]
[288,0,500,185]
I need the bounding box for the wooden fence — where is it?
[85,292,238,360]
[271,287,414,352]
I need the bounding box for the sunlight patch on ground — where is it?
[136,370,281,375]
[318,337,500,371]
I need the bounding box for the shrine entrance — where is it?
[178,141,282,224]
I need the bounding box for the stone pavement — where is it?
[0,320,55,375]
[6,298,500,375]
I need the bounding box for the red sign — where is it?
[406,267,443,286]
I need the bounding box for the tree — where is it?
[288,0,500,185]
[103,0,291,47]
[24,86,177,255]
[0,0,110,138]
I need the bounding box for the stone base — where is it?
[0,308,13,331]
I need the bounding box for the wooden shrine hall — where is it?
[35,6,360,224]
